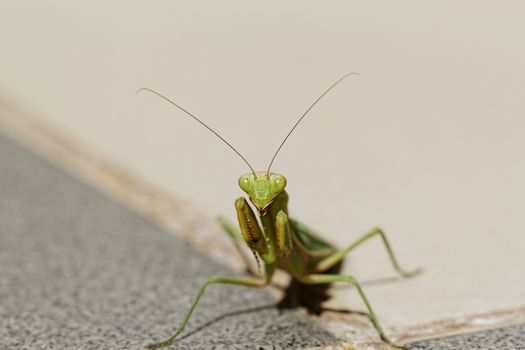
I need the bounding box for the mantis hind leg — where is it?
[300,274,406,349]
[145,276,266,349]
[313,227,422,277]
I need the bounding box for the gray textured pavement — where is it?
[408,323,525,350]
[0,133,336,350]
[1,132,525,350]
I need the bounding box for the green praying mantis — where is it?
[138,73,421,349]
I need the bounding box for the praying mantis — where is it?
[138,73,421,349]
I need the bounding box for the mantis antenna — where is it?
[137,87,257,176]
[266,72,361,175]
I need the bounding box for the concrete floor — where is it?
[408,324,525,350]
[2,3,525,336]
[2,2,525,343]
[3,116,525,350]
[0,133,337,350]
[2,3,525,348]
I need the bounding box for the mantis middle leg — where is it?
[145,275,267,349]
[308,226,421,276]
[300,273,406,349]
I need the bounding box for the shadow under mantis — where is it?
[174,268,408,343]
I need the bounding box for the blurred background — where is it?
[1,0,524,336]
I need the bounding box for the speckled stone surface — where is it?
[0,133,337,350]
[409,323,525,350]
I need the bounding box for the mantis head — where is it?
[239,172,287,214]
[138,74,358,214]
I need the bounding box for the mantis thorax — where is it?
[238,172,287,214]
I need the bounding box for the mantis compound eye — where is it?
[270,174,287,193]
[238,175,253,193]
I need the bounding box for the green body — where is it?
[145,172,421,350]
[236,172,341,282]
[245,190,334,278]
[139,74,421,350]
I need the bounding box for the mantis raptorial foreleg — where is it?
[217,216,259,275]
[275,211,293,256]
[309,226,422,277]
[146,276,267,349]
[300,274,406,350]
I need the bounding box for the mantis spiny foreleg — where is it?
[275,210,293,256]
[217,215,259,275]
